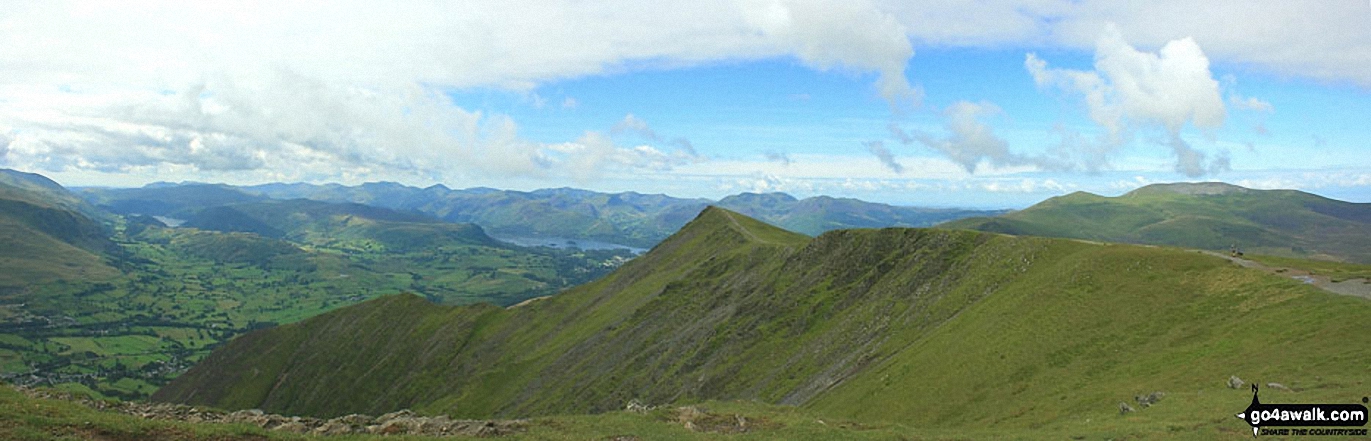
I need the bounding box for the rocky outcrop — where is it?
[17,386,525,437]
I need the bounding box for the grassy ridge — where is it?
[941,182,1371,263]
[154,207,1371,437]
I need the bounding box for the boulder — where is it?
[1135,391,1165,408]
[1118,402,1136,415]
[377,409,416,423]
[1228,375,1245,389]
[312,420,356,436]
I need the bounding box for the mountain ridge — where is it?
[153,207,1371,432]
[941,183,1371,263]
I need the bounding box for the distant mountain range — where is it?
[237,181,1007,247]
[941,182,1371,263]
[77,181,1004,249]
[153,207,1371,432]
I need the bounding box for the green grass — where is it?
[1245,254,1371,281]
[154,207,1371,439]
[1,384,1316,440]
[1,212,634,401]
[941,183,1371,263]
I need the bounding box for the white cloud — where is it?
[748,0,920,108]
[879,0,1371,87]
[1026,25,1230,177]
[0,0,917,183]
[1229,95,1274,113]
[897,101,1029,173]
[3,1,1367,189]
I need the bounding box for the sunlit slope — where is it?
[156,207,1371,435]
[942,182,1371,263]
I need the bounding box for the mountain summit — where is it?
[153,208,1371,431]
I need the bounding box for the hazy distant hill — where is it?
[243,182,1003,247]
[941,182,1371,263]
[78,184,266,219]
[182,199,501,253]
[154,207,1371,434]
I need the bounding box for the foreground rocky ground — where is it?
[17,386,527,437]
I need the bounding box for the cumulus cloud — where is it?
[1026,25,1230,177]
[880,1,1371,87]
[747,0,920,108]
[863,140,903,173]
[0,1,916,183]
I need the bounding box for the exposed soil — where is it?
[1199,251,1371,300]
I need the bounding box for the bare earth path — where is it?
[1198,251,1371,300]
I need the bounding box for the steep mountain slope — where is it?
[0,171,117,288]
[0,169,106,219]
[942,182,1371,263]
[154,208,1371,433]
[242,182,1001,247]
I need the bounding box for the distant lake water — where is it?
[152,216,186,227]
[491,235,647,254]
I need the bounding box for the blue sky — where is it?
[1,1,1368,208]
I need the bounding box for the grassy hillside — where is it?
[942,182,1371,263]
[0,173,118,289]
[0,171,637,402]
[154,207,1371,437]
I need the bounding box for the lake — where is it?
[491,235,647,254]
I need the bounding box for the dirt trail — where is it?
[1198,251,1371,300]
[721,210,765,244]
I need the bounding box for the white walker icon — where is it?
[1236,383,1369,437]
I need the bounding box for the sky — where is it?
[1,1,1369,209]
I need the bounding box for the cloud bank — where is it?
[1,1,1366,189]
[0,0,917,184]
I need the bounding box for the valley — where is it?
[153,207,1371,438]
[0,173,635,402]
[3,168,1370,439]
